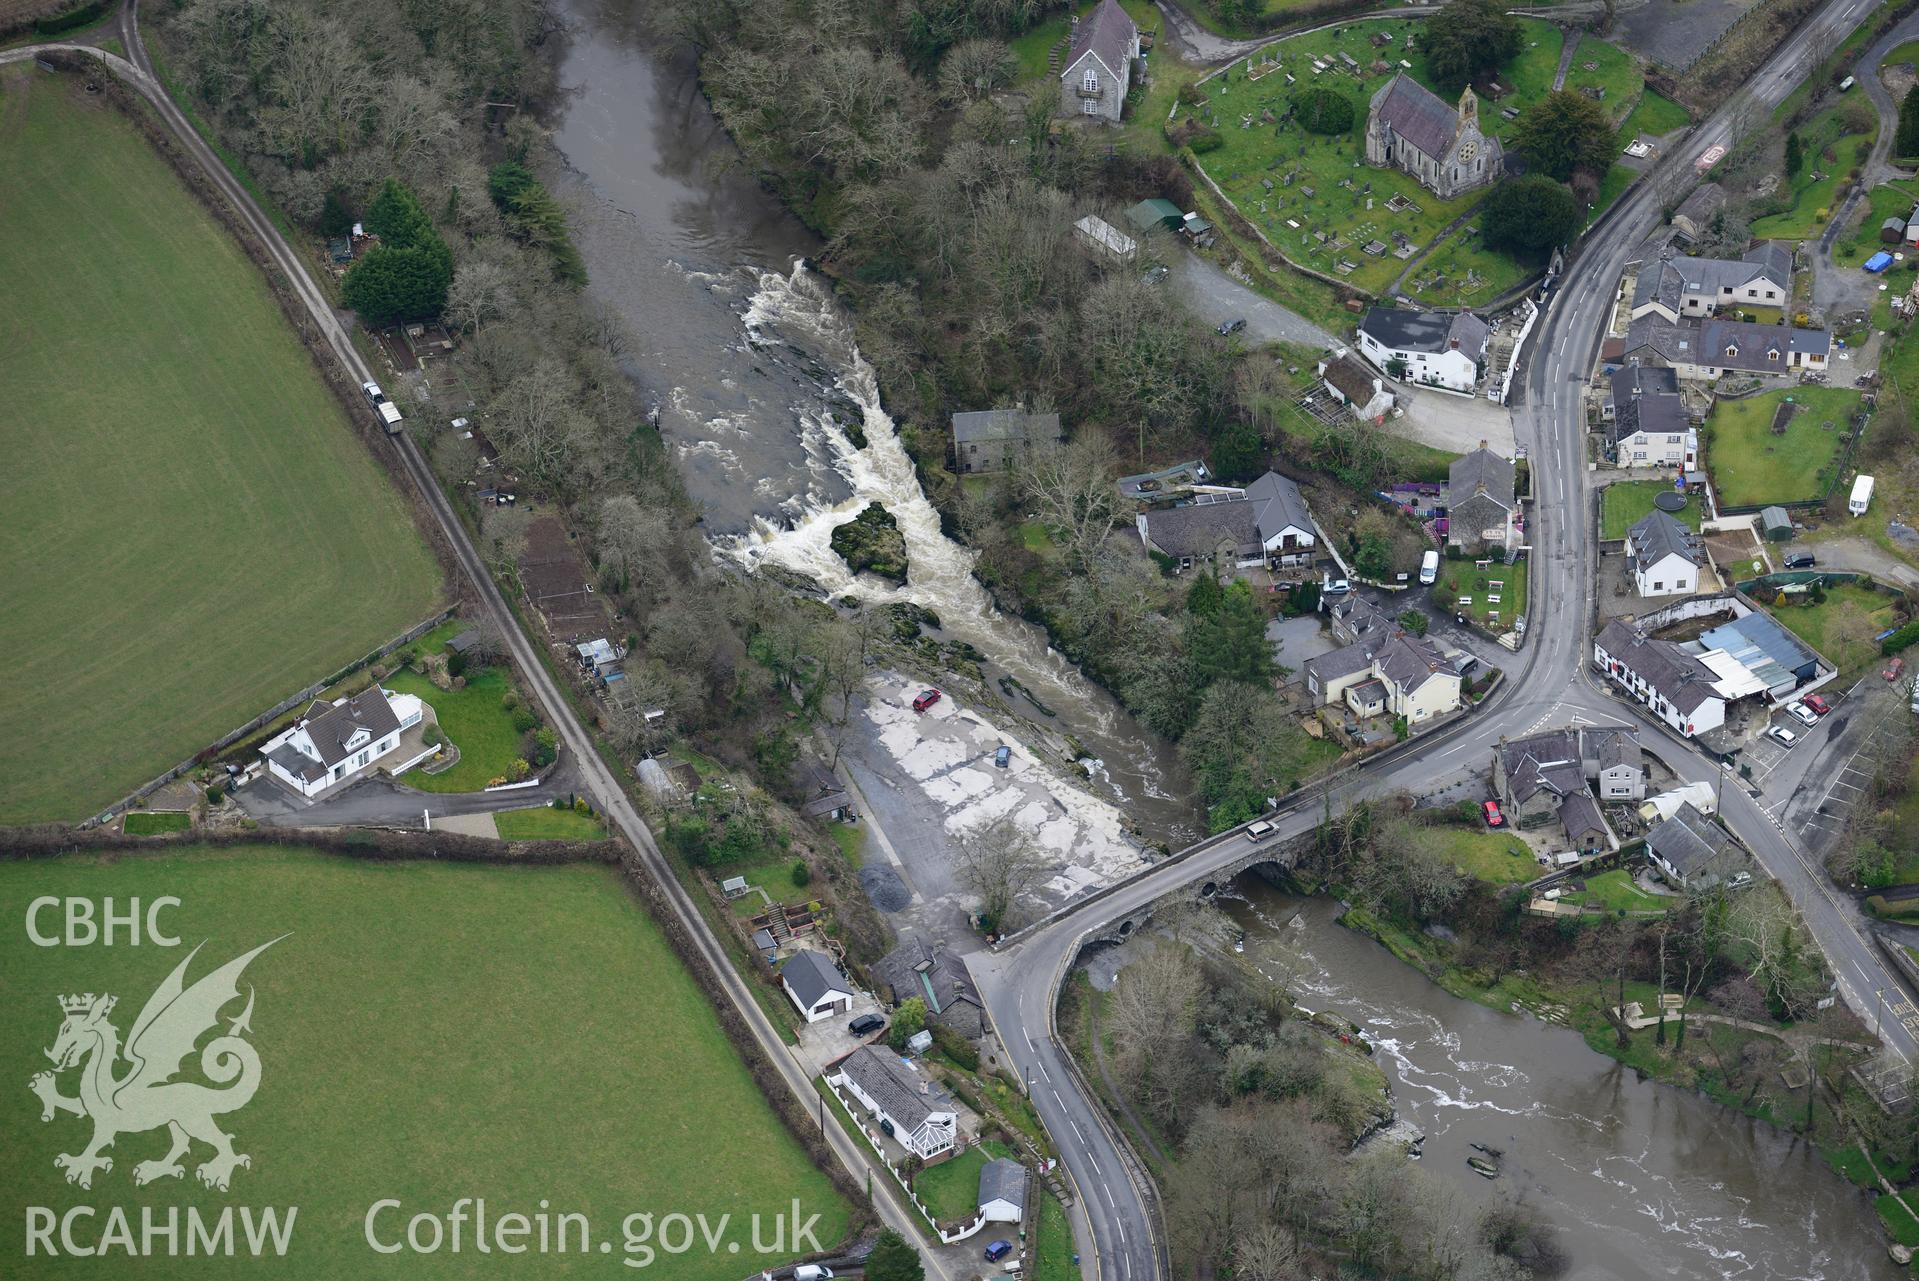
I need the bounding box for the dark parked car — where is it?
[1216,317,1247,336]
[994,745,1012,769]
[1783,551,1816,569]
[984,1241,1014,1263]
[848,1013,886,1037]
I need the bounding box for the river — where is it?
[544,8,1895,1277]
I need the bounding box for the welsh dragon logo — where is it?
[30,938,285,1192]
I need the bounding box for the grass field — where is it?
[1617,88,1690,142]
[493,804,607,841]
[1425,826,1538,883]
[122,810,192,835]
[1704,387,1863,506]
[382,669,524,792]
[1769,583,1902,671]
[0,78,442,824]
[0,847,849,1277]
[1601,481,1703,540]
[1032,1193,1081,1281]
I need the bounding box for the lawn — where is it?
[382,668,526,792]
[1617,88,1690,142]
[1402,218,1538,307]
[1560,32,1643,116]
[1426,825,1539,883]
[122,810,191,835]
[1768,582,1903,671]
[1182,20,1565,298]
[1564,867,1671,914]
[492,803,608,841]
[0,847,850,1277]
[0,78,443,824]
[1434,555,1530,634]
[1751,104,1875,240]
[1601,481,1703,540]
[828,821,867,867]
[1704,386,1864,506]
[1031,1193,1083,1281]
[913,1139,1013,1224]
[1878,1193,1919,1248]
[1834,180,1919,268]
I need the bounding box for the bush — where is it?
[34,1,109,35]
[511,708,539,734]
[1188,128,1224,154]
[423,725,443,747]
[204,786,225,806]
[791,860,811,887]
[447,651,468,677]
[510,758,531,781]
[1882,619,1919,655]
[1291,87,1355,135]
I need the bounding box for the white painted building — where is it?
[1357,307,1489,393]
[829,1045,958,1160]
[260,686,424,798]
[1625,510,1703,598]
[780,949,858,1024]
[1593,621,1727,737]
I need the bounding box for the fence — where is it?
[819,1077,992,1244]
[82,607,455,829]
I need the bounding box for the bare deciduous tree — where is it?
[1017,434,1122,570]
[954,816,1050,931]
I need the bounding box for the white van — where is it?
[794,1267,834,1281]
[1246,820,1277,841]
[1419,549,1439,585]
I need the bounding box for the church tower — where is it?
[1456,86,1479,136]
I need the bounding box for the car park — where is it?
[1482,800,1505,828]
[911,689,942,712]
[1766,725,1798,747]
[1786,702,1819,726]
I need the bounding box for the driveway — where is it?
[1167,250,1338,349]
[1803,532,1919,589]
[1392,382,1515,455]
[235,758,578,828]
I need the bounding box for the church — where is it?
[1364,74,1503,200]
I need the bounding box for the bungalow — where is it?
[1447,445,1516,553]
[870,934,987,1039]
[828,1045,959,1160]
[1644,802,1743,889]
[1318,349,1396,421]
[1357,307,1489,393]
[1593,620,1727,737]
[950,410,1064,475]
[779,949,858,1024]
[1303,629,1462,724]
[1629,244,1792,322]
[979,1158,1029,1223]
[1626,509,1703,598]
[1136,472,1318,574]
[260,685,425,798]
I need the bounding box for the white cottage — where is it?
[260,685,424,798]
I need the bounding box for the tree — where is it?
[343,180,453,324]
[865,1229,923,1281]
[1290,87,1354,135]
[1017,435,1122,569]
[488,162,588,286]
[888,997,928,1049]
[1481,176,1582,257]
[1397,608,1428,636]
[1784,131,1804,177]
[1109,944,1207,1126]
[1419,0,1522,88]
[1513,90,1615,182]
[1900,86,1919,160]
[1187,581,1274,686]
[955,817,1049,931]
[596,494,674,599]
[936,39,1015,105]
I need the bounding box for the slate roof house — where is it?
[1630,244,1793,322]
[779,949,858,1024]
[870,934,986,1039]
[1621,315,1830,381]
[260,685,426,798]
[1135,472,1318,573]
[1358,307,1489,393]
[828,1045,959,1160]
[1606,364,1695,468]
[1593,620,1727,736]
[1626,509,1704,598]
[979,1158,1029,1223]
[1303,628,1462,725]
[1492,726,1642,849]
[1447,446,1516,553]
[1644,802,1743,889]
[950,410,1063,474]
[1318,348,1396,421]
[1059,0,1140,123]
[1364,75,1502,199]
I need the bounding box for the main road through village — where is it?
[2,0,1906,1278]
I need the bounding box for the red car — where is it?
[911,689,942,712]
[1885,658,1906,683]
[1482,800,1505,828]
[1803,693,1832,716]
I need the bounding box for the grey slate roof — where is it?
[1303,641,1378,687]
[780,949,852,1008]
[1361,306,1490,357]
[267,743,326,784]
[871,934,982,1019]
[836,1044,951,1132]
[1449,448,1515,513]
[1244,471,1315,536]
[1698,318,1829,370]
[980,1158,1029,1209]
[1064,0,1136,79]
[1609,364,1681,403]
[1596,620,1723,714]
[1631,247,1791,313]
[951,410,1062,447]
[303,688,402,769]
[1628,509,1702,573]
[1644,802,1736,877]
[1138,472,1314,558]
[1557,792,1607,840]
[1328,592,1390,645]
[1368,74,1460,160]
[1587,727,1638,774]
[1375,631,1452,696]
[1670,183,1727,234]
[1498,730,1584,805]
[1609,364,1690,446]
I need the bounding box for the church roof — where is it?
[1370,74,1462,159]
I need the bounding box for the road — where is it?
[977,1,1915,1278]
[1813,10,1919,310]
[0,10,959,1276]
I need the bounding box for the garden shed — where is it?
[1759,506,1793,541]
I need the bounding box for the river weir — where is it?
[546,5,1898,1275]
